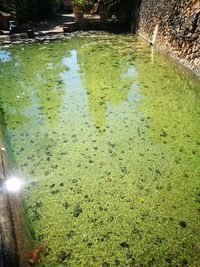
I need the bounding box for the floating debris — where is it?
[57,251,71,263]
[29,245,43,265]
[73,203,83,217]
[50,189,59,195]
[119,242,129,249]
[62,201,69,209]
[66,230,75,239]
[179,221,187,228]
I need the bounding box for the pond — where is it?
[0,33,200,267]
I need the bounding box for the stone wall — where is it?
[137,0,200,75]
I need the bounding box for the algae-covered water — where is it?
[0,33,200,267]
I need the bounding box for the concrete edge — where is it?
[0,146,19,267]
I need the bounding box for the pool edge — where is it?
[0,141,19,267]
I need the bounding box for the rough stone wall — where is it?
[137,0,200,75]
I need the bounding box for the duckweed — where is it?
[0,32,200,266]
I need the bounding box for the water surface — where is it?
[0,33,200,267]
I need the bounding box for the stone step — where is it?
[63,22,78,32]
[0,30,10,35]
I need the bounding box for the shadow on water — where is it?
[77,42,135,132]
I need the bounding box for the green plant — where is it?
[0,0,63,23]
[71,0,95,11]
[71,0,118,9]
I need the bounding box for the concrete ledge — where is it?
[0,20,127,43]
[0,148,19,267]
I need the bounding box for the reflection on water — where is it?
[120,67,137,80]
[0,50,12,62]
[151,46,154,64]
[0,33,200,267]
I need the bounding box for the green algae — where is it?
[0,33,200,267]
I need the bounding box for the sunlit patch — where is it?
[5,177,23,192]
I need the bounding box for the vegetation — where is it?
[0,0,62,22]
[71,0,120,11]
[72,0,119,6]
[0,0,133,23]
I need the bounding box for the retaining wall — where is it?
[0,125,19,267]
[136,0,200,75]
[0,111,31,267]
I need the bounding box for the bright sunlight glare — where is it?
[5,177,23,192]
